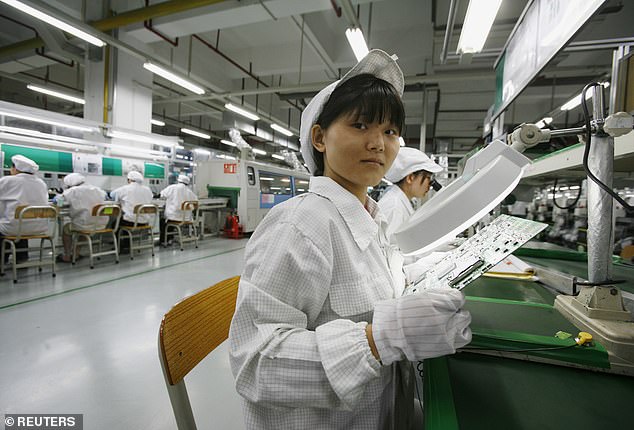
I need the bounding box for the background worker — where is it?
[379,146,442,244]
[111,170,153,252]
[0,155,48,265]
[159,174,198,243]
[229,49,471,430]
[56,173,108,263]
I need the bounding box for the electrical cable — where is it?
[552,178,582,210]
[580,82,634,213]
[414,362,424,420]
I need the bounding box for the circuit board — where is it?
[404,215,547,294]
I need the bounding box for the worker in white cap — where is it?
[379,145,443,244]
[110,170,153,252]
[0,155,48,264]
[56,173,108,263]
[229,49,471,430]
[159,174,197,244]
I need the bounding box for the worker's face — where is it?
[312,112,400,202]
[409,172,432,199]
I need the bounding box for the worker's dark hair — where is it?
[312,73,405,176]
[395,169,428,186]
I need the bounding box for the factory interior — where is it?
[0,0,633,429]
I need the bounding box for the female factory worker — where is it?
[378,146,442,244]
[229,49,471,429]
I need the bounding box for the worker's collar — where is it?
[308,176,378,251]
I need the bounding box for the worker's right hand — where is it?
[371,288,472,365]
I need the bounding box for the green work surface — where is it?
[463,276,556,305]
[425,353,634,430]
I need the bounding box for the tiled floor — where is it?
[0,237,249,429]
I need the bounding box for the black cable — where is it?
[552,178,582,210]
[415,361,424,419]
[580,82,634,213]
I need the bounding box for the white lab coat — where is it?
[160,183,198,221]
[111,182,154,224]
[0,173,48,236]
[378,185,414,245]
[229,176,414,430]
[62,184,108,231]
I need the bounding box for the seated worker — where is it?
[378,146,442,245]
[57,173,108,263]
[111,171,153,252]
[228,49,471,430]
[0,155,48,265]
[159,174,198,242]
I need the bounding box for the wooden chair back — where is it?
[159,276,240,385]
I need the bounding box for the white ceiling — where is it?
[0,0,631,166]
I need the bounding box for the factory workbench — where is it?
[423,246,634,430]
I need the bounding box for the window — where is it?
[294,178,309,195]
[247,166,255,185]
[259,171,292,195]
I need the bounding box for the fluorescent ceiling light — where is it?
[260,177,274,181]
[271,124,293,137]
[270,187,281,190]
[151,119,165,127]
[27,84,84,105]
[193,148,210,156]
[271,154,285,160]
[224,103,260,121]
[535,117,553,128]
[0,110,94,132]
[108,129,177,148]
[345,27,369,61]
[252,148,267,155]
[225,155,236,160]
[457,0,502,54]
[0,0,105,47]
[560,82,610,111]
[0,125,89,144]
[220,139,237,147]
[181,128,210,139]
[143,62,205,95]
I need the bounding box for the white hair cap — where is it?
[63,172,85,187]
[300,49,404,175]
[384,146,442,183]
[11,154,39,173]
[127,170,144,183]
[177,174,190,185]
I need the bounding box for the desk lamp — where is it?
[394,139,531,255]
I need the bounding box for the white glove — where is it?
[403,251,448,283]
[372,288,472,365]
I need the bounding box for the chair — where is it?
[158,275,240,430]
[164,200,199,251]
[118,204,159,260]
[71,204,122,269]
[0,205,58,283]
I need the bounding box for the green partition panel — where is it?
[144,162,165,179]
[1,144,73,172]
[102,157,122,176]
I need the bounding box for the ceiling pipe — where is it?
[191,34,302,112]
[153,69,496,104]
[0,0,227,58]
[440,0,459,64]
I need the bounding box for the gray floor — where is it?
[0,237,249,430]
